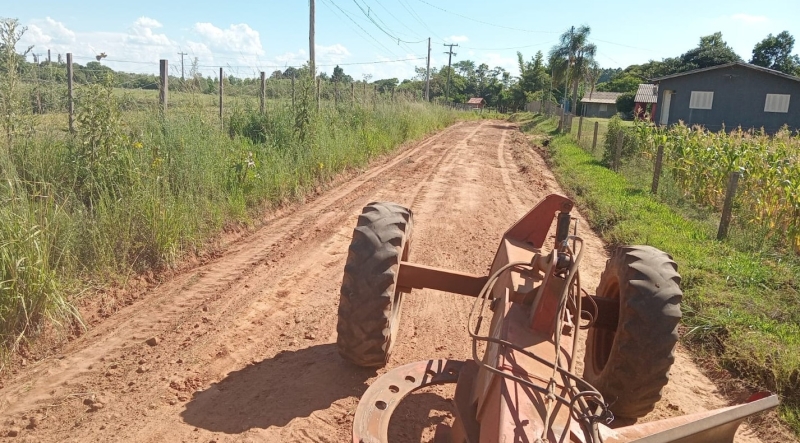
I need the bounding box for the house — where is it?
[579,92,622,118]
[467,97,486,109]
[634,83,658,122]
[652,62,800,133]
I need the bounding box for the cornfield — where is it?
[629,121,800,250]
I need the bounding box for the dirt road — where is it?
[0,121,768,442]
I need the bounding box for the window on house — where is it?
[689,91,714,109]
[599,104,608,112]
[764,94,791,113]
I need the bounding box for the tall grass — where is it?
[0,54,460,354]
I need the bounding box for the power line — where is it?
[397,0,445,43]
[319,0,402,58]
[369,0,425,40]
[351,0,427,44]
[196,57,426,69]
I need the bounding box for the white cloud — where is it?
[193,22,264,56]
[480,52,518,75]
[127,16,173,46]
[729,13,769,24]
[134,17,163,29]
[20,17,76,53]
[445,35,469,43]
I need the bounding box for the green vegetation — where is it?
[516,113,800,433]
[0,18,465,357]
[624,121,800,251]
[597,30,800,96]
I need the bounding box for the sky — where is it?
[6,0,800,81]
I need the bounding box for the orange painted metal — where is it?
[503,193,573,247]
[396,262,488,297]
[349,193,778,443]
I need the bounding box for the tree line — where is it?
[4,16,799,114]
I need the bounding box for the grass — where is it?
[0,73,472,359]
[514,113,800,434]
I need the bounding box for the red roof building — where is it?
[634,84,658,122]
[467,97,486,109]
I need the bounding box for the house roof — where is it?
[634,83,658,104]
[580,91,622,104]
[467,97,486,104]
[651,61,800,83]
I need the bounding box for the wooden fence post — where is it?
[558,113,564,133]
[651,145,665,194]
[159,59,168,112]
[351,83,355,107]
[260,71,266,114]
[334,80,338,106]
[218,67,223,129]
[316,77,321,112]
[591,121,599,153]
[67,53,74,133]
[391,87,395,102]
[291,74,296,109]
[613,132,623,171]
[577,116,584,141]
[717,171,741,240]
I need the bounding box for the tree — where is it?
[548,25,597,112]
[616,92,635,116]
[282,66,299,79]
[270,70,283,79]
[373,78,398,93]
[330,65,353,83]
[679,32,741,71]
[511,51,550,108]
[751,31,800,75]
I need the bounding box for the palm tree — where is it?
[548,25,597,112]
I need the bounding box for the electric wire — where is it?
[370,0,425,40]
[351,0,427,45]
[397,0,446,43]
[319,0,402,58]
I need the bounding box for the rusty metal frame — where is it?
[349,193,778,443]
[351,359,464,443]
[396,262,487,297]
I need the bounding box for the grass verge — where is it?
[516,113,800,434]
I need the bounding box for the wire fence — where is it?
[19,54,454,133]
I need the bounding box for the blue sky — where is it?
[7,0,800,80]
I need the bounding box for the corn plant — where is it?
[630,122,800,251]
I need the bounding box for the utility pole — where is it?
[443,43,458,102]
[425,37,431,101]
[309,0,316,79]
[178,52,188,80]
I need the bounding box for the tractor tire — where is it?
[336,202,413,368]
[583,245,682,419]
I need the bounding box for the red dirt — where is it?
[0,121,781,442]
